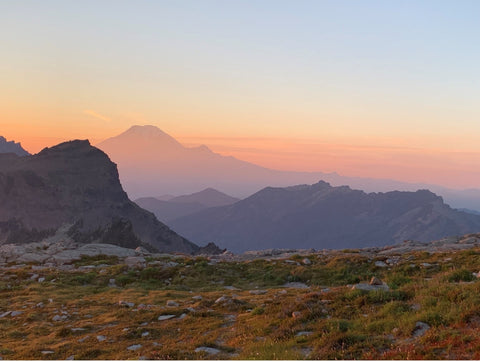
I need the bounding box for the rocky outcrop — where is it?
[170,181,480,253]
[0,140,198,253]
[0,136,29,156]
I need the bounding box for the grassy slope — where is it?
[1,249,480,359]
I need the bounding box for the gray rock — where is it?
[302,258,312,265]
[66,355,75,360]
[292,311,302,319]
[166,300,179,307]
[375,261,388,267]
[296,331,313,336]
[141,332,149,337]
[127,344,142,351]
[119,301,135,308]
[38,277,45,283]
[124,256,146,268]
[96,335,106,342]
[352,283,389,291]
[369,277,383,285]
[41,351,54,355]
[195,347,221,355]
[158,314,176,321]
[0,311,11,318]
[283,282,309,289]
[413,321,430,337]
[192,295,203,300]
[249,290,267,295]
[215,296,229,304]
[11,311,23,317]
[52,314,67,322]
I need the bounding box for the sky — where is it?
[1,0,480,189]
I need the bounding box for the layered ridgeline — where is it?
[97,125,480,211]
[170,181,480,253]
[0,136,30,156]
[0,140,198,253]
[135,188,240,223]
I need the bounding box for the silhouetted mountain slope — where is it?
[96,125,480,210]
[0,140,198,253]
[134,197,207,223]
[170,188,240,208]
[135,188,239,222]
[0,136,30,156]
[170,181,480,253]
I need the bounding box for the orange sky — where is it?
[2,1,480,190]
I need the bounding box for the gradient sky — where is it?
[2,0,480,188]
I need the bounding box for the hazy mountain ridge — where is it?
[96,125,480,211]
[0,139,198,253]
[0,136,30,156]
[170,181,480,253]
[135,188,239,223]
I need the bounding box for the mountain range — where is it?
[96,125,480,211]
[169,181,480,253]
[0,139,199,253]
[0,136,30,156]
[135,188,239,223]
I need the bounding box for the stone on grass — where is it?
[166,300,179,307]
[127,344,142,351]
[302,258,312,265]
[369,277,383,285]
[158,314,176,321]
[11,311,23,317]
[195,347,221,355]
[413,321,430,337]
[249,290,267,295]
[375,261,387,267]
[292,311,302,319]
[119,301,135,308]
[96,335,106,342]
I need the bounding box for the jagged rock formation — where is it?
[0,140,198,253]
[135,188,240,222]
[0,136,30,156]
[170,181,480,253]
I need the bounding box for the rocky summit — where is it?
[0,136,30,156]
[0,140,198,253]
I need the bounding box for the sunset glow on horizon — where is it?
[2,0,480,189]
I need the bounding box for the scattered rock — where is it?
[421,263,432,268]
[141,332,149,337]
[192,295,203,300]
[166,300,179,307]
[195,347,221,355]
[352,283,389,291]
[30,273,39,280]
[178,313,187,320]
[283,282,309,289]
[41,351,54,355]
[215,296,229,304]
[0,311,11,318]
[302,258,312,265]
[124,256,146,268]
[158,314,176,321]
[52,314,68,322]
[11,311,23,317]
[66,355,75,360]
[38,277,45,283]
[249,290,267,295]
[119,301,135,308]
[292,311,302,319]
[96,335,106,342]
[296,331,313,336]
[413,321,430,337]
[369,277,383,285]
[108,279,116,286]
[375,261,387,267]
[127,344,142,351]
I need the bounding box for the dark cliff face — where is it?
[170,181,480,253]
[0,140,198,253]
[0,136,30,156]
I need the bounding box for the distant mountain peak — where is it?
[0,136,30,156]
[98,125,185,153]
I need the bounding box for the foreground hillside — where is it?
[2,235,480,359]
[171,181,480,252]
